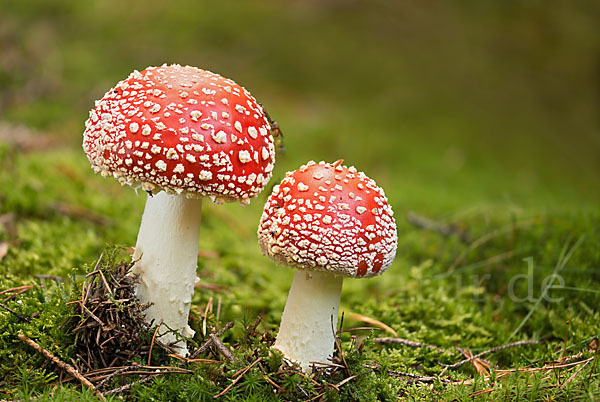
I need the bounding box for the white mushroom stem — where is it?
[274,270,343,372]
[131,191,202,356]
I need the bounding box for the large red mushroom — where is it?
[84,64,275,355]
[257,160,397,371]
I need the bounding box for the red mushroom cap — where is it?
[83,64,275,204]
[257,160,398,278]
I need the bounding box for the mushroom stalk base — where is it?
[131,192,202,356]
[274,270,343,372]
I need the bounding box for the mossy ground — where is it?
[1,1,599,400]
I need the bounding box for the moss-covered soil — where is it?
[1,1,600,400]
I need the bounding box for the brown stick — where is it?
[339,326,380,333]
[374,337,448,352]
[216,297,222,323]
[588,340,599,382]
[104,374,157,396]
[147,319,163,365]
[95,365,139,390]
[560,359,590,389]
[79,302,105,327]
[495,357,594,374]
[262,374,282,390]
[0,285,34,297]
[2,287,34,303]
[0,302,30,323]
[189,321,234,359]
[168,354,221,364]
[213,357,262,399]
[406,211,469,242]
[389,370,444,384]
[441,340,539,370]
[209,334,236,362]
[346,312,397,337]
[202,297,213,337]
[17,333,104,400]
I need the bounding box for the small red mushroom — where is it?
[257,160,397,371]
[83,64,275,355]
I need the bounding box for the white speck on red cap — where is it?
[83,64,276,204]
[257,161,398,278]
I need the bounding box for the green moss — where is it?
[1,1,600,399]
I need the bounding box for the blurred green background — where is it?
[1,1,600,399]
[2,0,599,209]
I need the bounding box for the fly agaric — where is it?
[257,160,397,371]
[83,64,275,355]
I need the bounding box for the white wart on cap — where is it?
[83,64,275,204]
[258,160,397,277]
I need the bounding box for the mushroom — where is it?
[257,160,397,371]
[83,65,275,355]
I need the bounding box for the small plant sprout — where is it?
[83,64,275,355]
[257,160,398,371]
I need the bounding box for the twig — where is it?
[202,296,213,336]
[588,339,599,382]
[213,357,262,398]
[346,312,397,337]
[2,287,33,303]
[79,302,106,327]
[560,359,591,389]
[470,388,496,396]
[374,337,448,352]
[104,374,157,396]
[338,311,345,333]
[98,269,113,298]
[147,319,163,365]
[189,321,234,359]
[0,285,34,297]
[332,313,350,376]
[335,374,359,388]
[309,361,346,370]
[17,333,104,400]
[556,320,571,385]
[406,211,469,242]
[168,354,221,364]
[307,391,326,401]
[459,348,489,376]
[90,253,104,276]
[340,326,380,333]
[446,357,595,387]
[95,365,139,390]
[335,369,374,388]
[262,374,282,390]
[216,297,222,323]
[247,315,263,333]
[62,366,192,384]
[0,302,30,323]
[562,321,570,359]
[494,357,595,374]
[440,340,538,370]
[209,334,236,362]
[296,383,309,398]
[388,370,446,384]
